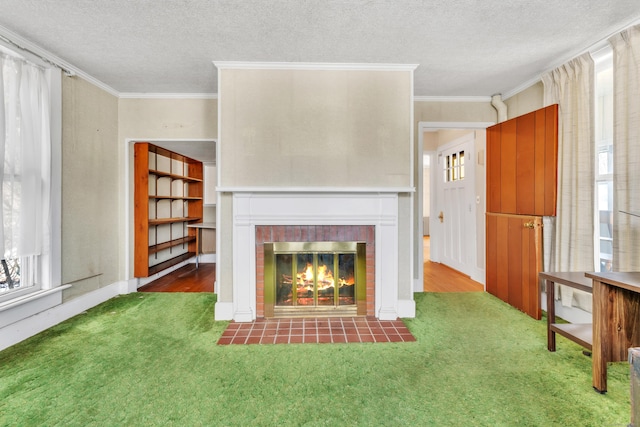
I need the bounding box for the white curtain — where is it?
[541,53,594,309]
[0,54,50,261]
[542,53,595,271]
[610,25,640,271]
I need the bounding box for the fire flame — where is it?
[316,264,334,289]
[296,263,337,290]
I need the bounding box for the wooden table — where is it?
[187,222,216,269]
[585,271,640,393]
[539,271,592,352]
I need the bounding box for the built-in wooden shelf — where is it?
[134,142,203,278]
[148,236,197,255]
[148,217,201,226]
[148,252,195,276]
[149,195,202,201]
[148,168,203,183]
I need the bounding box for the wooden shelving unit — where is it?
[134,142,203,277]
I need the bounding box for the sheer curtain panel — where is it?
[541,53,595,310]
[610,25,640,271]
[0,53,51,292]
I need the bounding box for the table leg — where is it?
[195,228,200,269]
[546,279,556,352]
[592,279,607,393]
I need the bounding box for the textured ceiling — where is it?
[0,1,639,97]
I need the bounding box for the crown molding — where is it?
[502,17,640,100]
[413,96,491,103]
[217,186,415,193]
[213,61,418,72]
[500,77,542,100]
[119,92,218,99]
[0,25,119,97]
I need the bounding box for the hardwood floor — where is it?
[139,263,215,292]
[423,236,484,292]
[138,238,482,294]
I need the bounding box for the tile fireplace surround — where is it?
[214,190,415,322]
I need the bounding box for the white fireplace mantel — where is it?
[214,190,415,322]
[216,186,415,193]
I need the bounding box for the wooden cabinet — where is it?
[486,213,543,319]
[134,143,203,277]
[486,104,558,216]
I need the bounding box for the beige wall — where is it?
[414,101,497,143]
[414,82,544,130]
[425,129,476,149]
[219,69,413,187]
[475,130,487,272]
[423,165,430,219]
[118,98,217,140]
[61,76,119,301]
[505,82,545,118]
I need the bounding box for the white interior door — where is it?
[436,134,475,276]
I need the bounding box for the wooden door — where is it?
[437,135,474,276]
[486,213,543,319]
[485,104,558,319]
[486,104,558,216]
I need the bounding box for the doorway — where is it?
[125,138,216,290]
[417,122,493,289]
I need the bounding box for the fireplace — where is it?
[255,224,375,318]
[264,241,366,317]
[215,191,414,322]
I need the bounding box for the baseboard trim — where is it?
[136,260,191,289]
[397,299,416,318]
[191,254,216,263]
[0,280,127,352]
[470,268,486,287]
[413,278,422,293]
[377,306,399,321]
[214,301,234,321]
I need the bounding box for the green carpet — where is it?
[0,292,631,426]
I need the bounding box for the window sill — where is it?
[0,285,71,328]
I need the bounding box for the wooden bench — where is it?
[539,271,593,352]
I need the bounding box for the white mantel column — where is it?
[375,196,400,320]
[232,196,256,321]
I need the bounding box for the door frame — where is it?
[417,121,493,288]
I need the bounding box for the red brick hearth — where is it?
[217,316,415,345]
[255,225,375,318]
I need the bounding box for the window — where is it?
[443,150,465,182]
[593,46,613,272]
[0,45,59,303]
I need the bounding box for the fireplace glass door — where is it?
[265,242,365,317]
